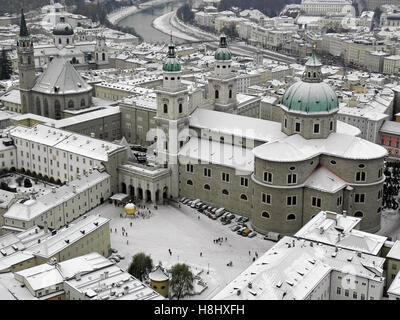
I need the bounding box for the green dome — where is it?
[163,39,181,72]
[163,58,181,72]
[282,81,339,113]
[215,33,232,61]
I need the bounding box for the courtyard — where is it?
[85,201,275,299]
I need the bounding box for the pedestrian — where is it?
[115,228,117,233]
[130,222,132,227]
[110,228,112,233]
[249,250,251,256]
[253,257,255,262]
[255,252,258,258]
[200,252,202,257]
[225,237,227,242]
[127,240,129,245]
[126,232,128,237]
[198,216,200,220]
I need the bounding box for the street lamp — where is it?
[207,263,209,275]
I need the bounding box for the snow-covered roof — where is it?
[178,138,254,174]
[0,272,37,300]
[189,108,286,144]
[4,171,110,222]
[32,57,92,95]
[388,271,400,297]
[253,132,387,162]
[0,89,21,105]
[295,211,387,256]
[213,235,385,300]
[149,266,169,282]
[304,166,347,193]
[380,121,400,135]
[387,240,400,260]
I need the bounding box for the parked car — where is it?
[179,197,186,203]
[231,225,241,232]
[221,212,230,219]
[215,208,225,218]
[248,231,257,238]
[111,248,118,254]
[209,213,217,220]
[237,226,247,234]
[203,210,210,215]
[195,202,203,209]
[183,199,191,205]
[116,254,125,260]
[211,207,218,214]
[263,232,282,242]
[235,216,243,223]
[201,204,208,210]
[191,199,201,208]
[227,213,236,220]
[242,229,252,237]
[222,219,231,225]
[242,217,249,223]
[111,255,120,262]
[197,208,204,214]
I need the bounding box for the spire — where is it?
[19,9,29,38]
[167,34,176,59]
[303,44,322,83]
[219,33,227,48]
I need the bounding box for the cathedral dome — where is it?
[53,18,73,36]
[282,81,339,113]
[215,33,232,61]
[282,50,338,114]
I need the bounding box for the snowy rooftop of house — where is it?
[0,272,37,300]
[178,138,254,175]
[213,236,385,300]
[380,121,400,135]
[4,170,110,222]
[25,215,109,259]
[387,240,400,260]
[14,252,113,293]
[0,251,35,273]
[0,89,21,105]
[339,106,389,122]
[295,211,387,256]
[9,124,126,161]
[65,264,163,300]
[253,131,387,163]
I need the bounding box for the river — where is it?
[117,0,190,44]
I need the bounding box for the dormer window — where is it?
[295,122,301,133]
[313,123,320,134]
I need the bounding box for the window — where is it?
[222,189,229,195]
[361,294,365,300]
[179,103,183,113]
[262,193,271,204]
[240,194,248,201]
[287,173,297,184]
[187,180,193,185]
[337,287,341,295]
[312,197,322,208]
[204,168,211,177]
[330,121,333,131]
[345,290,349,297]
[284,118,287,128]
[186,164,193,173]
[262,211,270,219]
[287,214,296,221]
[229,89,232,99]
[354,194,365,203]
[330,160,336,165]
[337,196,343,206]
[240,177,248,187]
[263,172,272,183]
[313,123,320,134]
[354,211,363,218]
[204,184,211,190]
[355,171,366,182]
[222,172,230,182]
[287,196,297,206]
[215,90,219,99]
[163,104,168,113]
[353,292,357,299]
[295,122,301,132]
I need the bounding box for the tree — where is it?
[24,178,32,188]
[127,252,153,282]
[0,50,12,80]
[169,263,194,300]
[16,176,24,187]
[374,7,382,24]
[177,3,195,23]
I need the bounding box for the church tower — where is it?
[207,33,237,113]
[95,35,109,68]
[17,9,35,114]
[154,36,190,198]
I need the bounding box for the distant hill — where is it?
[0,0,50,15]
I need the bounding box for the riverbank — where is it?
[107,0,178,25]
[152,11,198,42]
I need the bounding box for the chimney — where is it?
[342,210,347,218]
[124,286,129,295]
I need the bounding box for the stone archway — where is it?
[138,188,143,200]
[121,182,127,194]
[129,185,135,199]
[146,190,151,202]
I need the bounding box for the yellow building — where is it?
[386,241,400,290]
[149,265,169,298]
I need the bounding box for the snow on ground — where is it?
[0,173,56,197]
[377,208,400,241]
[152,11,198,42]
[85,201,274,299]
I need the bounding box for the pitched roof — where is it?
[32,57,92,95]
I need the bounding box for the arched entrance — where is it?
[121,183,127,194]
[146,190,151,202]
[129,185,135,198]
[138,188,143,200]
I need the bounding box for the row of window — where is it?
[163,103,183,114]
[283,119,334,134]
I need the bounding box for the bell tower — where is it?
[207,34,237,113]
[95,35,108,68]
[17,9,35,114]
[154,36,190,199]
